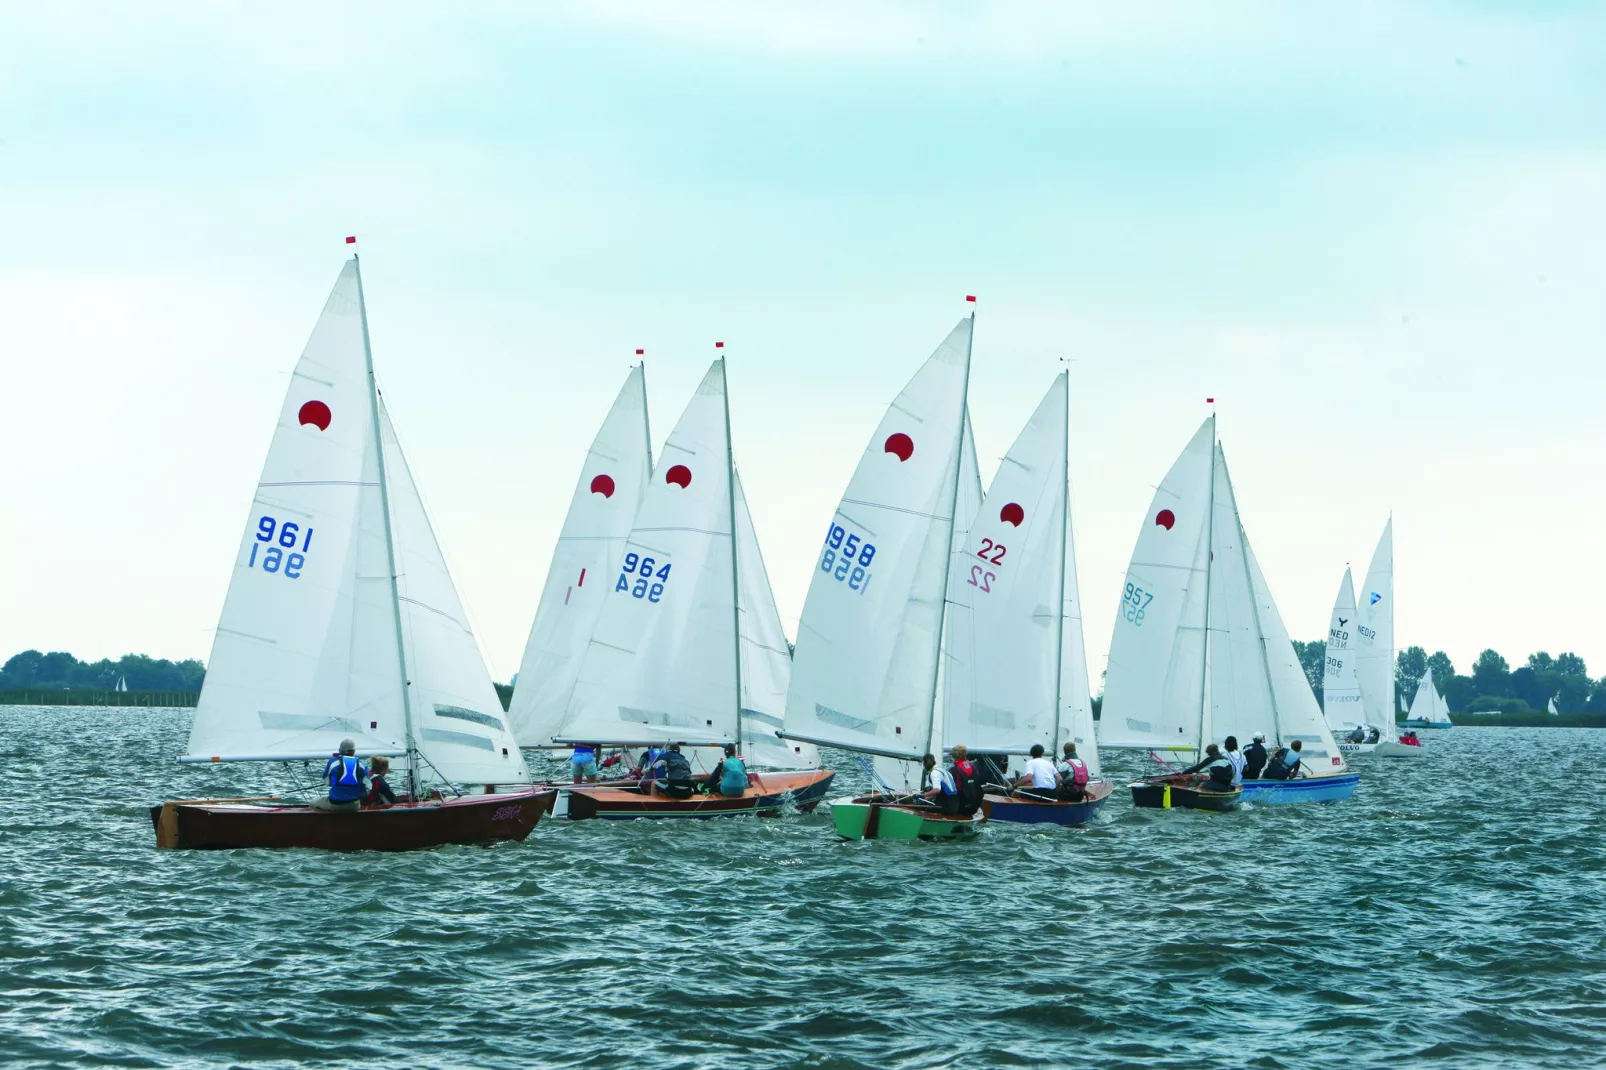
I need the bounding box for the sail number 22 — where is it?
[820,524,876,594]
[248,516,313,579]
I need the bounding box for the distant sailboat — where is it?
[548,357,832,819]
[116,675,129,693]
[783,315,986,840]
[152,253,553,850]
[1402,673,1453,729]
[1354,520,1398,745]
[1100,418,1356,807]
[1324,568,1371,753]
[1547,696,1560,716]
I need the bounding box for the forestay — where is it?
[1098,419,1216,755]
[1322,568,1366,732]
[508,365,651,747]
[1355,519,1397,743]
[559,361,740,747]
[784,318,972,763]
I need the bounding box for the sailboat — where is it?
[151,253,555,851]
[546,355,833,820]
[1100,418,1357,808]
[1547,696,1560,716]
[1353,520,1421,756]
[1401,673,1453,729]
[782,313,988,840]
[1324,568,1374,754]
[507,364,653,754]
[943,374,1112,826]
[116,674,129,693]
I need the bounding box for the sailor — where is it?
[365,755,398,807]
[1365,725,1381,744]
[1223,735,1246,787]
[1012,743,1061,801]
[1283,739,1306,777]
[1176,744,1236,792]
[1242,732,1269,780]
[1057,742,1091,802]
[570,743,600,785]
[633,745,666,781]
[947,744,983,817]
[1348,725,1366,744]
[920,752,959,813]
[710,744,749,796]
[314,738,368,812]
[647,743,696,799]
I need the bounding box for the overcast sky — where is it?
[2,3,1602,685]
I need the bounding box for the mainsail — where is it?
[784,318,972,764]
[1355,519,1397,743]
[1408,673,1452,725]
[507,365,652,747]
[183,258,530,790]
[1322,569,1366,733]
[557,360,741,748]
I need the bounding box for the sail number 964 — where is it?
[820,524,876,594]
[248,515,314,579]
[1122,582,1154,626]
[617,552,672,603]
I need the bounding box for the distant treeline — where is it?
[1290,643,1606,717]
[0,650,205,693]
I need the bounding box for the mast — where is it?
[1193,413,1217,764]
[1049,372,1069,747]
[353,252,420,792]
[1221,445,1284,744]
[720,354,743,757]
[922,308,974,758]
[640,358,654,471]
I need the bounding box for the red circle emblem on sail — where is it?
[883,433,914,462]
[1155,509,1175,530]
[999,503,1025,527]
[665,464,692,488]
[298,400,332,431]
[590,474,616,498]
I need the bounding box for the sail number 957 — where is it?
[1122,582,1154,626]
[248,515,314,580]
[820,524,876,595]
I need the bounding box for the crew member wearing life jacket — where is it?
[1261,740,1304,781]
[1223,735,1246,787]
[1242,733,1269,780]
[1347,725,1366,744]
[646,743,696,799]
[633,745,666,781]
[1057,742,1091,802]
[921,752,959,814]
[1365,725,1381,744]
[315,738,369,812]
[710,744,749,796]
[1012,743,1061,801]
[1177,743,1236,792]
[947,744,983,817]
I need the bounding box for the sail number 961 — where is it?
[821,524,876,594]
[1122,582,1154,626]
[248,515,314,580]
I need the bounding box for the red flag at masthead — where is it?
[965,295,976,303]
[635,348,644,355]
[345,236,357,245]
[715,341,724,348]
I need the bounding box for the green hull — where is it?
[829,796,982,840]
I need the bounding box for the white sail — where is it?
[943,376,1066,759]
[507,365,652,747]
[784,318,972,763]
[378,400,530,787]
[1548,696,1560,716]
[1408,673,1452,724]
[558,360,740,747]
[1058,462,1100,778]
[1322,568,1366,732]
[116,675,128,693]
[1355,519,1397,742]
[185,261,408,763]
[734,468,819,770]
[1098,419,1216,754]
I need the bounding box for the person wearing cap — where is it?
[1242,732,1269,780]
[1175,743,1236,791]
[314,739,368,812]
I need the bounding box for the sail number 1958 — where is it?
[820,523,876,594]
[1122,582,1154,626]
[248,515,314,580]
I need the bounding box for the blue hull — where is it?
[1240,773,1359,805]
[985,793,1110,826]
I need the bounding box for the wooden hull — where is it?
[1240,772,1359,804]
[984,780,1114,826]
[830,794,988,840]
[150,789,557,851]
[564,770,835,821]
[1130,776,1242,812]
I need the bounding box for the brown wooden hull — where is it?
[566,769,835,820]
[150,789,557,851]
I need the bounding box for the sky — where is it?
[2,2,1603,686]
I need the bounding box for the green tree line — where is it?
[1291,641,1606,716]
[0,650,205,692]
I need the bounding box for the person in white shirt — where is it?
[1011,743,1061,800]
[1223,735,1246,787]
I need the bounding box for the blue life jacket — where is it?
[640,746,665,773]
[719,756,748,795]
[325,755,367,802]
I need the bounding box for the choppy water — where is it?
[4,707,1606,1068]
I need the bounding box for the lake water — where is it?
[3,706,1604,1068]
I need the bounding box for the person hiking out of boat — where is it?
[571,743,600,785]
[1242,732,1269,780]
[313,739,368,812]
[1262,740,1304,781]
[948,745,983,817]
[920,753,958,812]
[365,755,398,807]
[1175,744,1235,792]
[709,744,748,796]
[645,743,696,799]
[1012,743,1060,801]
[1223,736,1246,787]
[1057,742,1090,802]
[1283,739,1306,777]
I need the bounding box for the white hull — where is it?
[1374,740,1425,758]
[1337,742,1378,755]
